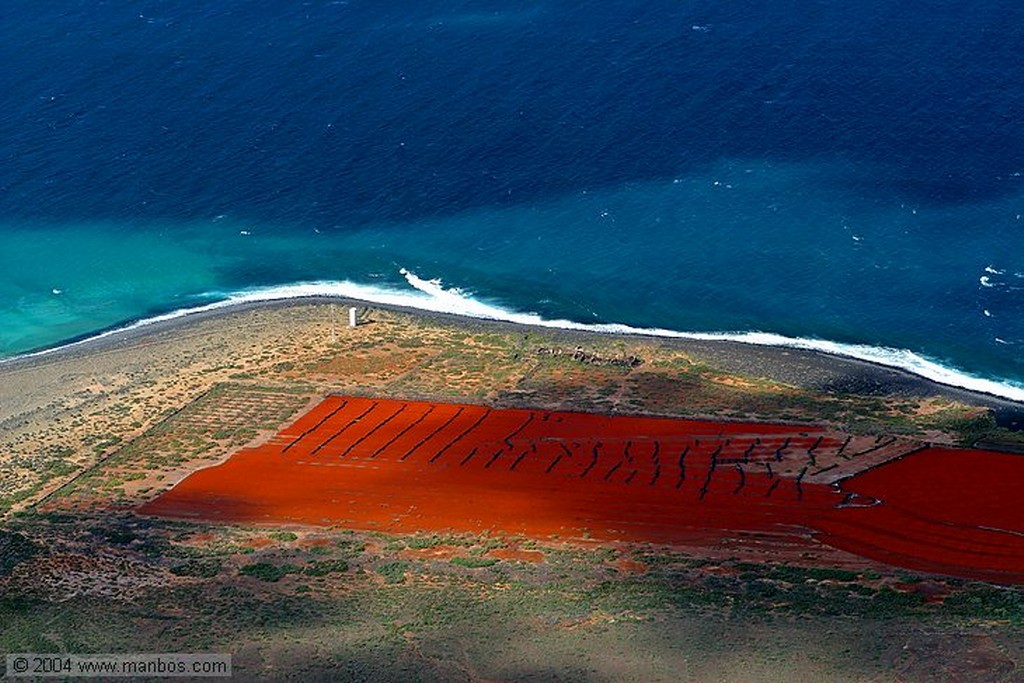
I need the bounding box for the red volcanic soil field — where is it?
[816,447,1024,583]
[140,396,1024,583]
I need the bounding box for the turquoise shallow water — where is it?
[1,1,1023,399]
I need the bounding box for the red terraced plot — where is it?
[139,396,1024,583]
[817,447,1024,583]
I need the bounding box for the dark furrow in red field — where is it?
[310,401,378,456]
[510,446,534,471]
[367,404,435,458]
[337,403,409,458]
[718,438,759,464]
[699,445,719,501]
[460,447,479,466]
[603,460,622,482]
[399,407,466,461]
[546,443,573,474]
[503,413,535,450]
[733,464,746,494]
[774,437,790,461]
[581,443,601,478]
[429,409,492,463]
[484,448,504,469]
[676,444,690,488]
[743,439,759,462]
[282,398,349,452]
[807,436,824,466]
[849,435,896,458]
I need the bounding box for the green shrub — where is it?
[375,561,409,584]
[170,560,223,578]
[451,557,499,569]
[943,586,1024,622]
[303,559,349,577]
[93,527,137,545]
[867,587,927,617]
[929,411,998,446]
[405,534,444,550]
[0,531,39,576]
[335,539,366,555]
[240,562,299,582]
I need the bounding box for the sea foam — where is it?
[7,269,1024,403]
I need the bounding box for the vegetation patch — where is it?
[303,559,349,577]
[374,561,409,584]
[943,585,1024,624]
[451,556,500,569]
[170,559,223,579]
[0,531,40,576]
[240,562,301,583]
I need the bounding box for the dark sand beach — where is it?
[5,295,1023,415]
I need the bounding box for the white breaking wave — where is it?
[5,268,1024,403]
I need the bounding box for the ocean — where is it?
[2,0,1023,399]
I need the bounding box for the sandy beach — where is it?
[6,295,1022,407]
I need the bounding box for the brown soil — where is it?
[487,547,546,563]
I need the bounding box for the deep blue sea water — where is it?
[2,1,1023,398]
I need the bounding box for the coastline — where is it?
[3,293,1022,418]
